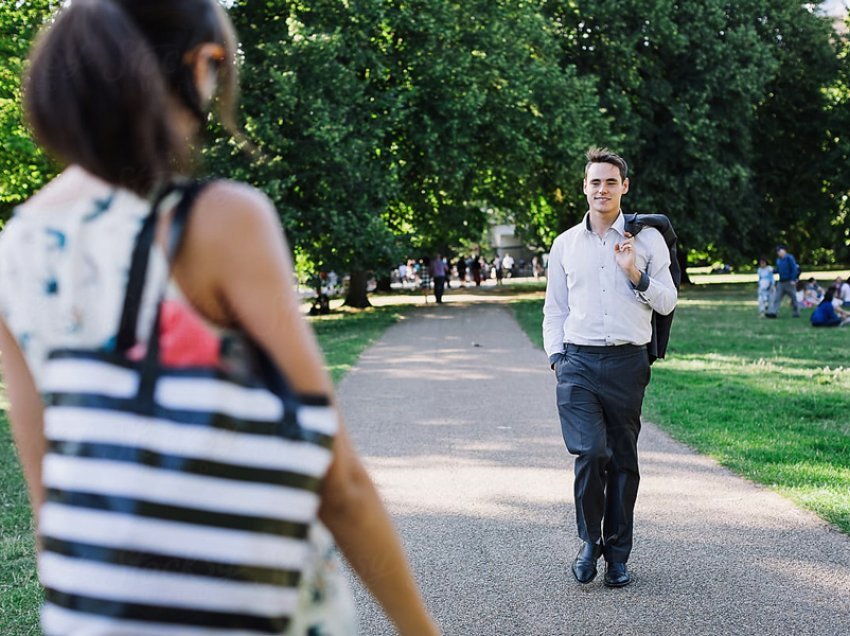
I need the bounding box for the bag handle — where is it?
[114,184,177,353]
[125,181,328,418]
[115,181,208,354]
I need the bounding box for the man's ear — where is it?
[622,177,630,194]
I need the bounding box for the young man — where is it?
[765,245,800,318]
[542,147,677,587]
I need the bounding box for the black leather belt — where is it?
[565,343,646,354]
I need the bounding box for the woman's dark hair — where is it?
[23,0,238,194]
[824,288,835,303]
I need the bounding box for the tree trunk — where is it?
[677,248,693,286]
[344,270,372,308]
[375,275,392,292]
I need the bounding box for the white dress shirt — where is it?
[542,211,678,358]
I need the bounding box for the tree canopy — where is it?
[543,0,849,264]
[210,0,606,304]
[2,0,849,287]
[0,0,58,222]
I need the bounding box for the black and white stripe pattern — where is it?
[39,353,337,635]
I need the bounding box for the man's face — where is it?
[777,248,787,258]
[584,162,629,215]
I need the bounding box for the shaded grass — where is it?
[310,305,404,383]
[510,284,850,534]
[512,298,546,350]
[0,304,403,633]
[0,417,41,635]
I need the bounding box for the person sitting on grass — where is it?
[804,277,824,306]
[829,276,850,308]
[810,289,850,327]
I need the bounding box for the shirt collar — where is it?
[583,211,626,237]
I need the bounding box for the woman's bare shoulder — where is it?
[198,180,276,219]
[187,180,286,257]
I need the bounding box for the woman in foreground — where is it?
[0,1,438,634]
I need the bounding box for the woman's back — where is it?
[0,167,155,387]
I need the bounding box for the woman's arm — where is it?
[317,425,439,635]
[0,319,46,524]
[173,182,439,636]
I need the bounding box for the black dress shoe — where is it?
[603,561,631,588]
[764,313,777,319]
[571,541,603,584]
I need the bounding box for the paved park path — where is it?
[336,303,850,636]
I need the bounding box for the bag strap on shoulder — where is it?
[115,181,209,353]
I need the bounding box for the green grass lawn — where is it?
[0,304,403,634]
[512,284,850,534]
[0,416,40,635]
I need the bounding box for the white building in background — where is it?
[489,224,527,258]
[487,224,540,274]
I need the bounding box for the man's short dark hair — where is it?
[776,244,787,251]
[585,146,628,181]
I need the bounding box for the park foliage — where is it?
[2,1,850,302]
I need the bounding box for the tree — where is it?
[356,0,608,283]
[0,0,59,222]
[823,17,850,264]
[746,2,841,264]
[207,1,402,307]
[546,0,784,267]
[211,1,607,305]
[379,0,607,252]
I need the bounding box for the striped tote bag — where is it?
[37,182,338,635]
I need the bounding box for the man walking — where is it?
[543,147,677,587]
[765,245,800,318]
[430,253,448,304]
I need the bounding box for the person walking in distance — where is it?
[0,2,438,634]
[756,257,775,316]
[502,252,515,278]
[542,147,677,587]
[765,244,800,318]
[430,253,448,303]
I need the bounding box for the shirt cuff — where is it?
[631,271,650,292]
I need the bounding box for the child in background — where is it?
[757,258,775,316]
